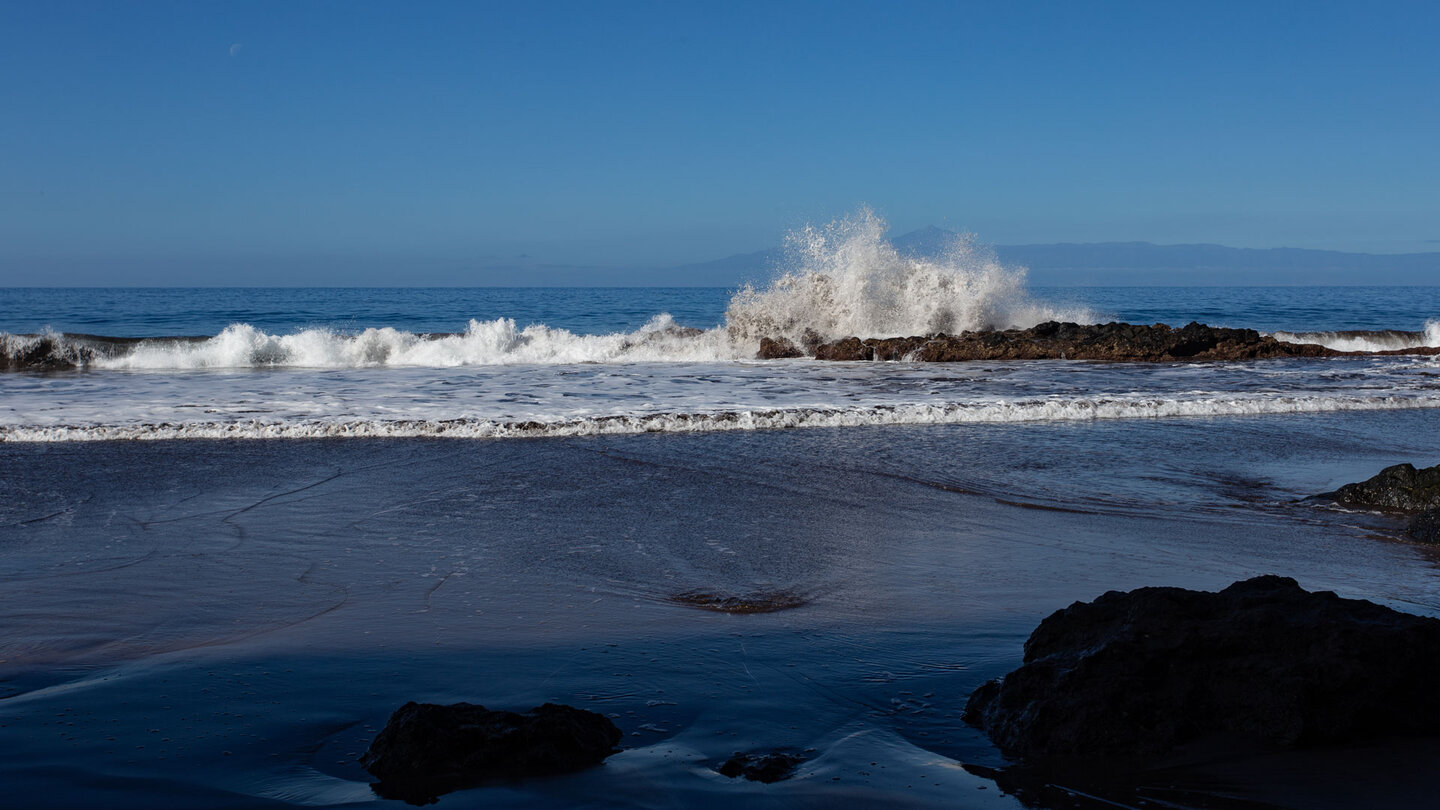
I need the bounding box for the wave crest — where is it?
[76,316,735,370]
[1272,321,1440,353]
[724,208,1091,344]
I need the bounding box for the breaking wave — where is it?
[1273,321,1440,353]
[1,210,1085,371]
[724,207,1092,345]
[5,393,1438,442]
[1,315,739,370]
[111,315,731,369]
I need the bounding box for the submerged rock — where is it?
[718,750,805,783]
[757,320,1440,363]
[668,589,807,614]
[964,576,1440,762]
[361,701,621,804]
[1316,463,1440,513]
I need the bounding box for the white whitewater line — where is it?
[85,315,740,370]
[5,394,1437,443]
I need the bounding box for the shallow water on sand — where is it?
[4,410,1440,807]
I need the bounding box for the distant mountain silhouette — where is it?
[994,241,1440,285]
[663,226,1440,286]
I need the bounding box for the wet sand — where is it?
[4,412,1440,807]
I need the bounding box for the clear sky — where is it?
[2,0,1437,284]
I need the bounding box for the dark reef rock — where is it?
[361,701,621,804]
[756,336,803,359]
[757,320,1440,363]
[1316,463,1440,513]
[1409,508,1440,544]
[812,321,1341,363]
[668,589,806,613]
[812,335,875,361]
[718,750,805,783]
[964,576,1440,762]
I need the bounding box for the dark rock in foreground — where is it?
[964,576,1440,762]
[1409,508,1440,544]
[760,320,1440,362]
[361,701,621,804]
[718,750,805,783]
[1316,463,1440,513]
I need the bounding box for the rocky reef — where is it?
[964,576,1440,762]
[756,320,1440,362]
[361,701,621,804]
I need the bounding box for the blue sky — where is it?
[2,1,1437,283]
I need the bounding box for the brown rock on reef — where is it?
[756,336,803,359]
[963,576,1440,762]
[757,320,1440,363]
[807,321,1342,363]
[361,701,622,804]
[811,336,874,361]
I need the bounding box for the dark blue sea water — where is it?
[2,285,1439,336]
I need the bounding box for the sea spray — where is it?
[724,208,1091,344]
[3,211,1093,369]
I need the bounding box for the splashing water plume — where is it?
[725,208,1091,345]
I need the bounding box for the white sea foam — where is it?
[5,392,1439,443]
[92,315,738,370]
[725,208,1092,344]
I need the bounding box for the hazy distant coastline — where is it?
[6,226,1440,288]
[667,226,1440,288]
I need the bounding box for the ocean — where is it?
[2,284,1438,442]
[4,229,1440,808]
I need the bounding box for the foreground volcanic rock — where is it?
[1316,463,1440,513]
[361,702,622,803]
[963,576,1440,762]
[1315,463,1440,544]
[762,320,1440,362]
